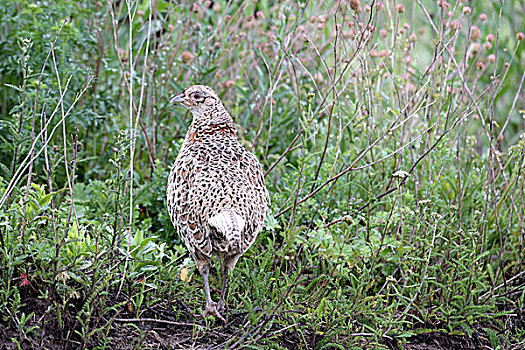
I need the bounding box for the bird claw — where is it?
[204,302,227,323]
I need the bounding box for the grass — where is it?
[0,0,524,349]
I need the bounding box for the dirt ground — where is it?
[1,289,523,349]
[0,321,501,350]
[2,316,521,350]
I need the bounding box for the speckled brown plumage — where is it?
[166,85,269,322]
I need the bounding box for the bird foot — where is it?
[204,302,227,323]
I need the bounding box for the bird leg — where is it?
[202,265,226,323]
[218,255,239,313]
[217,260,229,313]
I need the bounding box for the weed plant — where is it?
[0,0,524,349]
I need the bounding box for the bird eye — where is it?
[193,93,203,100]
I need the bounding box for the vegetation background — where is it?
[0,0,524,349]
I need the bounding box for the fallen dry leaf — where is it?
[180,267,189,282]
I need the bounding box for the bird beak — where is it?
[170,94,185,104]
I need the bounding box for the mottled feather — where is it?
[166,85,269,275]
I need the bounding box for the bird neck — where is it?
[189,104,235,131]
[185,104,238,144]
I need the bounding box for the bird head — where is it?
[170,85,221,113]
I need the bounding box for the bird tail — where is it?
[208,209,246,251]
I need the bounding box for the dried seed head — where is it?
[486,34,495,42]
[477,61,485,70]
[409,32,417,42]
[376,2,384,10]
[517,32,525,41]
[487,54,496,63]
[479,13,487,22]
[463,6,471,15]
[393,170,410,179]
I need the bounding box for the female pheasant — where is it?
[166,85,268,322]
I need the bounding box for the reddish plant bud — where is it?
[222,80,235,88]
[468,43,481,59]
[181,51,194,64]
[449,20,462,30]
[349,0,361,13]
[470,26,481,41]
[438,1,451,9]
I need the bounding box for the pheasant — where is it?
[166,85,269,322]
